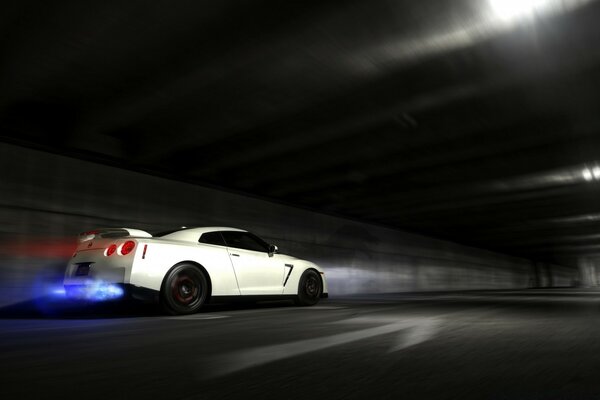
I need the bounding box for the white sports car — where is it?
[64,227,328,314]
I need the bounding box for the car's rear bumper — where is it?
[64,262,128,286]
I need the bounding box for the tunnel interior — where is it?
[2,1,600,399]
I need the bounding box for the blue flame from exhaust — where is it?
[89,283,124,300]
[61,280,125,301]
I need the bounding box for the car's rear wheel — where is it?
[161,263,208,315]
[295,269,322,306]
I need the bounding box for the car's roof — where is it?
[155,226,247,240]
[182,227,247,234]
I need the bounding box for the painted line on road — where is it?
[198,316,438,379]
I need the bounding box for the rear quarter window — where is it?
[199,231,226,246]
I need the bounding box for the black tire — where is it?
[161,263,208,315]
[295,269,322,306]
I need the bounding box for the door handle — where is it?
[230,253,240,257]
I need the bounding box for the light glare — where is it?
[489,0,550,21]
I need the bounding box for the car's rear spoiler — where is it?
[78,228,153,242]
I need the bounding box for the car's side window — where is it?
[199,231,226,246]
[221,231,269,253]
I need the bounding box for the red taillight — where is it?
[119,240,135,256]
[105,244,117,256]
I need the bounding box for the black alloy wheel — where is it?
[161,263,208,315]
[295,269,322,306]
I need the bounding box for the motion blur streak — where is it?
[546,213,600,224]
[351,0,595,74]
[0,237,76,258]
[488,163,600,191]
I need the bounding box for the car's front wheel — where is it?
[295,269,322,306]
[161,263,208,315]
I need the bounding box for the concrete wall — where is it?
[577,258,600,287]
[0,142,577,306]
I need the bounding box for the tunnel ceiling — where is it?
[3,0,600,266]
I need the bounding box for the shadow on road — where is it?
[0,296,299,319]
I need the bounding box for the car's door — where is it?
[221,231,284,295]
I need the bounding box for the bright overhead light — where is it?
[489,0,551,21]
[581,164,600,182]
[488,0,594,23]
[488,0,593,23]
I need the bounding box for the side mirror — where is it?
[268,244,278,257]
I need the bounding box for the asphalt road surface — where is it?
[2,289,600,399]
